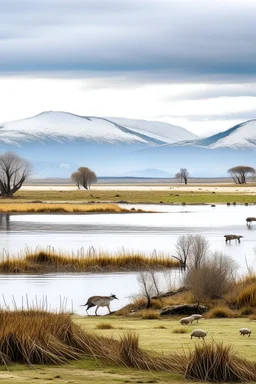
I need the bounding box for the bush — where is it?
[96,322,114,329]
[184,252,237,300]
[172,327,188,334]
[206,306,235,318]
[240,307,254,316]
[185,342,256,382]
[141,310,160,319]
[236,284,256,308]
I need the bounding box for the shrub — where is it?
[96,323,114,329]
[184,252,237,300]
[185,342,256,382]
[236,284,256,308]
[141,310,160,319]
[172,327,188,334]
[240,307,254,316]
[206,307,235,318]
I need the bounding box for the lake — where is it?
[0,204,255,314]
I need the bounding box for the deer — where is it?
[224,234,243,244]
[246,217,256,225]
[81,294,118,315]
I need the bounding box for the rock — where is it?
[160,304,208,316]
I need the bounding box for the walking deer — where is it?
[81,294,118,315]
[224,234,243,244]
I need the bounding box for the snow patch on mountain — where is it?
[208,120,256,149]
[108,117,197,143]
[0,111,196,146]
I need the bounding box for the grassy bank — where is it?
[0,311,255,384]
[2,188,256,205]
[0,248,179,273]
[0,202,146,213]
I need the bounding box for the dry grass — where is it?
[206,306,238,318]
[0,309,117,365]
[185,342,256,382]
[141,310,160,320]
[172,328,189,334]
[3,309,256,383]
[0,202,144,213]
[95,323,114,330]
[227,274,256,309]
[0,247,180,273]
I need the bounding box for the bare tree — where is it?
[0,152,32,197]
[190,234,209,269]
[228,165,255,184]
[71,171,81,189]
[184,252,237,301]
[137,269,161,308]
[71,167,97,189]
[172,234,209,270]
[175,168,189,185]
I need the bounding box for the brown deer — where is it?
[81,294,118,315]
[246,217,256,225]
[224,234,243,244]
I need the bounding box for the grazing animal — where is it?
[191,314,203,323]
[190,329,207,340]
[239,328,251,337]
[180,316,195,325]
[81,294,118,316]
[224,234,243,244]
[246,217,256,225]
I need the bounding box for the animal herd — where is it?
[179,314,251,340]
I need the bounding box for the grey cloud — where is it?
[165,110,256,122]
[1,0,256,81]
[163,84,256,101]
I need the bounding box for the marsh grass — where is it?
[0,247,179,273]
[2,309,256,383]
[0,202,143,213]
[185,342,256,382]
[227,274,256,308]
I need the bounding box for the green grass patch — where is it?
[1,188,256,205]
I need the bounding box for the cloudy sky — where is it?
[1,0,256,136]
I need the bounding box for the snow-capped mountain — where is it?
[0,111,197,146]
[0,111,255,178]
[165,119,256,150]
[108,117,197,143]
[195,119,256,149]
[0,111,197,177]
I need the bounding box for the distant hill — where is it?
[0,111,255,177]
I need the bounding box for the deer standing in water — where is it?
[224,234,243,244]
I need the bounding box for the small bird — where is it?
[81,294,118,315]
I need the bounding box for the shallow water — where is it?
[0,204,256,313]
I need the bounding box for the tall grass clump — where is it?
[235,284,256,308]
[0,247,180,273]
[206,306,237,318]
[0,203,138,213]
[0,309,121,366]
[185,342,256,382]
